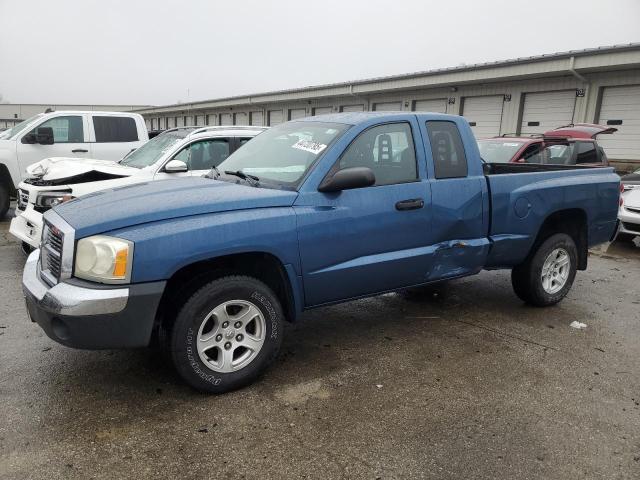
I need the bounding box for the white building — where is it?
[134,43,640,170]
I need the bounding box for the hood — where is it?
[51,177,298,237]
[25,157,138,184]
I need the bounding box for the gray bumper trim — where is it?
[23,250,129,316]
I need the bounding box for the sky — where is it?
[0,0,638,107]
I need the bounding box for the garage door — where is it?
[462,95,504,138]
[340,104,364,112]
[413,98,447,113]
[313,107,333,116]
[373,101,401,111]
[220,113,233,125]
[250,111,263,126]
[268,110,283,126]
[206,114,216,126]
[234,112,248,125]
[289,108,307,120]
[195,115,205,126]
[597,85,640,161]
[520,90,575,135]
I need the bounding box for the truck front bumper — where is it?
[9,207,43,249]
[23,250,166,349]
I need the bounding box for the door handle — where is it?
[395,198,424,211]
[72,149,88,153]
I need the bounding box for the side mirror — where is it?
[35,127,54,145]
[318,167,375,193]
[164,159,188,173]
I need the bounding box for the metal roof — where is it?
[135,43,640,113]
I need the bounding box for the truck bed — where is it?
[484,165,620,268]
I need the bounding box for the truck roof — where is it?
[299,111,457,125]
[43,110,143,116]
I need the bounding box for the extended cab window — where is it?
[93,116,138,142]
[33,116,84,143]
[173,139,230,171]
[338,123,417,186]
[575,142,598,164]
[426,121,467,179]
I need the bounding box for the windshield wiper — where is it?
[205,165,221,179]
[224,170,260,186]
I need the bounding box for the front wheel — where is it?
[0,183,9,220]
[511,233,578,307]
[168,275,284,393]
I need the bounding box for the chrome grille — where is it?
[40,222,64,285]
[17,189,29,211]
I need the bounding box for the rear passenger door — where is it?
[421,120,489,281]
[90,115,140,161]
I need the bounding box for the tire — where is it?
[511,233,578,307]
[21,241,34,256]
[167,275,284,393]
[0,183,9,220]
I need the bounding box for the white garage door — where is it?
[413,98,447,113]
[520,90,575,135]
[313,107,333,116]
[289,108,307,120]
[220,113,233,125]
[206,114,216,126]
[195,115,205,126]
[462,95,504,138]
[234,112,248,125]
[340,104,364,112]
[597,85,640,161]
[373,101,401,111]
[268,110,283,126]
[250,111,264,126]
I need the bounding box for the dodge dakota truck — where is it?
[23,113,620,393]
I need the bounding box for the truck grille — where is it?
[17,189,29,211]
[40,222,64,285]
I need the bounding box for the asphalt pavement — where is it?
[1,208,639,480]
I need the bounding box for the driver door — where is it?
[16,115,91,179]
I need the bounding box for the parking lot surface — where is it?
[1,209,639,480]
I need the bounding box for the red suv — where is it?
[477,124,616,165]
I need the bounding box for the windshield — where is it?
[0,114,45,140]
[477,140,525,163]
[119,129,191,168]
[217,121,349,186]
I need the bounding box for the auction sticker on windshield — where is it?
[292,139,327,155]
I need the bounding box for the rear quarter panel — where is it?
[486,168,620,268]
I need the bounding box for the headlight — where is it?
[74,235,134,284]
[35,191,74,209]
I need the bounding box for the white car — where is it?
[0,111,149,218]
[10,126,266,249]
[618,188,640,239]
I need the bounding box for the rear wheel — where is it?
[511,233,577,307]
[167,275,283,393]
[0,183,9,219]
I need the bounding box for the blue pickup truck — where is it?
[23,113,620,393]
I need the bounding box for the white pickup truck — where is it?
[10,126,266,250]
[0,110,149,218]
